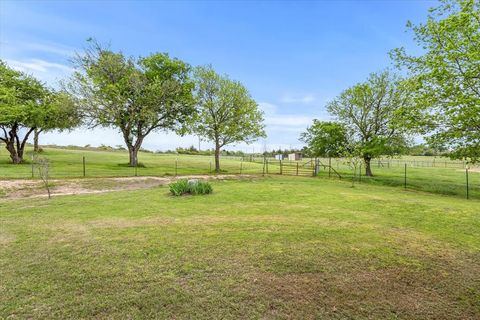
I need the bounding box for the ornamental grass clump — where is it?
[169,179,213,196]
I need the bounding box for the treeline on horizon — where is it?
[23,142,449,158]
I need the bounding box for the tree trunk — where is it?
[128,146,139,167]
[33,129,41,152]
[5,141,22,164]
[2,125,34,164]
[214,141,221,173]
[364,157,373,176]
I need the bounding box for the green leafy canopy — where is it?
[390,0,480,163]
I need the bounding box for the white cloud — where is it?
[280,93,316,104]
[21,42,76,57]
[259,102,313,127]
[1,40,76,58]
[4,58,73,87]
[5,58,72,73]
[265,115,312,127]
[258,102,277,115]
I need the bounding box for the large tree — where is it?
[193,66,265,172]
[0,61,66,163]
[300,120,349,158]
[69,41,195,166]
[390,0,480,163]
[327,71,409,176]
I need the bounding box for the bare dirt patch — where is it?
[0,175,252,199]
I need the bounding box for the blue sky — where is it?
[0,0,433,152]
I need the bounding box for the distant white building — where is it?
[288,153,302,161]
[275,154,285,160]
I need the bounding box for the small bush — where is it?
[169,179,213,196]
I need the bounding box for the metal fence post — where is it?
[280,160,282,175]
[296,162,299,176]
[466,167,469,200]
[175,159,178,176]
[352,166,356,186]
[210,162,212,174]
[83,156,86,177]
[328,157,331,178]
[31,155,34,178]
[404,163,407,189]
[240,161,243,175]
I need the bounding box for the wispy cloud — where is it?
[259,102,313,132]
[5,58,72,73]
[4,58,73,86]
[265,115,312,127]
[280,93,316,104]
[258,102,277,115]
[15,41,76,57]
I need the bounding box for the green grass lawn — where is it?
[1,176,479,319]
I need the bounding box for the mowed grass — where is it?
[1,176,479,319]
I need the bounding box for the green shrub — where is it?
[169,179,212,196]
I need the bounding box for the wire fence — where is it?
[0,153,478,200]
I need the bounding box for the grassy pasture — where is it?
[0,147,262,178]
[1,146,478,200]
[1,176,479,319]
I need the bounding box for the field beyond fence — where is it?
[0,146,478,200]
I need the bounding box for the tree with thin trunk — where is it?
[0,61,51,163]
[192,66,265,172]
[327,71,409,176]
[68,40,195,167]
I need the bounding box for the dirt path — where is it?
[0,175,253,199]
